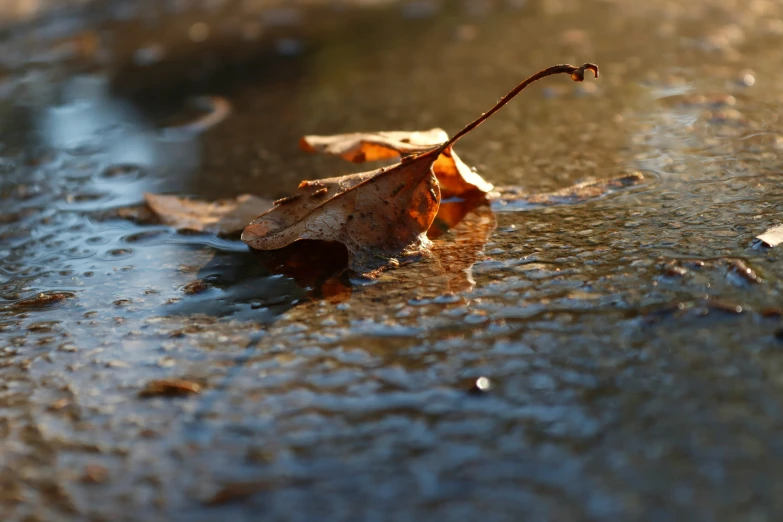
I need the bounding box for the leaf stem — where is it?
[438,63,599,152]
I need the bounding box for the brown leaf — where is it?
[12,292,73,310]
[144,193,273,236]
[205,481,273,506]
[433,146,493,198]
[139,378,201,398]
[245,63,599,276]
[301,129,493,198]
[490,172,644,209]
[242,149,442,276]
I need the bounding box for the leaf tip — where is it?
[299,136,316,154]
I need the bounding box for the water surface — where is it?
[3,0,783,520]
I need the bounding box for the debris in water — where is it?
[139,379,202,398]
[183,281,211,295]
[143,193,273,236]
[13,292,72,310]
[205,481,273,506]
[81,465,109,484]
[726,259,763,285]
[755,224,783,248]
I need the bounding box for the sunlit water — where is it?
[3,0,783,520]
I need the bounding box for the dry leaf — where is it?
[144,193,273,236]
[243,149,442,275]
[301,128,493,198]
[205,481,273,506]
[432,146,493,199]
[245,63,599,276]
[490,172,644,209]
[139,379,202,398]
[755,224,783,247]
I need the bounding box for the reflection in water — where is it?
[162,249,307,322]
[39,73,211,207]
[156,195,495,318]
[430,202,496,293]
[7,1,783,520]
[164,241,351,319]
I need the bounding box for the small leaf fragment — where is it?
[756,224,783,247]
[139,378,201,398]
[13,292,72,310]
[205,481,274,506]
[144,193,273,235]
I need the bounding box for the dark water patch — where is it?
[85,235,110,245]
[99,163,146,181]
[62,245,97,259]
[161,250,306,322]
[98,247,134,261]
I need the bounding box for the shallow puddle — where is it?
[3,0,783,520]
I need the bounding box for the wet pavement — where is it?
[4,0,783,520]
